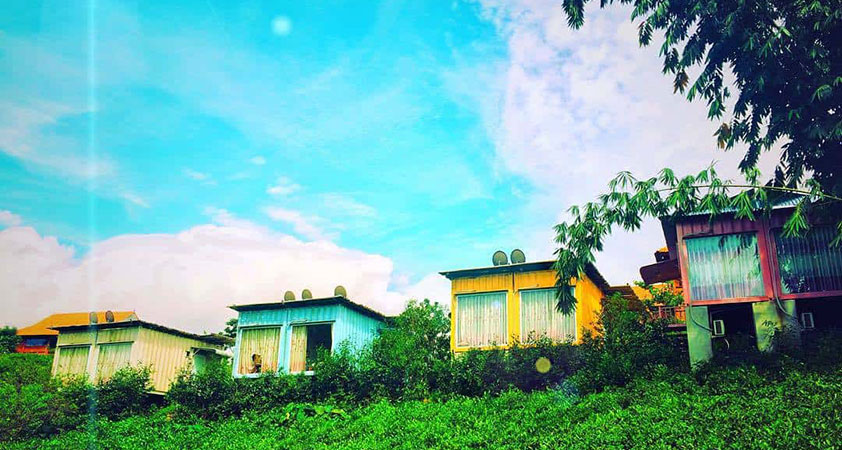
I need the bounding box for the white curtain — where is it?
[55,346,90,376]
[520,288,576,343]
[289,325,307,373]
[237,327,281,375]
[456,292,507,347]
[686,233,764,300]
[96,342,132,381]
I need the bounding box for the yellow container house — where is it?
[50,319,231,394]
[440,254,609,353]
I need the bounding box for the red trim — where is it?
[780,290,842,300]
[15,344,50,354]
[688,297,771,306]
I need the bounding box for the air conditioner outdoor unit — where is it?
[712,319,726,337]
[800,312,815,330]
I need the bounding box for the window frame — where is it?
[678,226,774,305]
[519,287,577,344]
[236,325,283,377]
[454,290,509,350]
[288,321,334,375]
[54,344,92,376]
[768,225,842,300]
[95,341,134,381]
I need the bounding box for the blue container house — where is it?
[229,294,386,376]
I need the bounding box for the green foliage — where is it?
[571,293,688,393]
[222,318,238,339]
[554,166,842,312]
[634,281,684,307]
[561,0,842,197]
[95,366,154,420]
[0,353,52,391]
[13,364,842,449]
[0,326,20,353]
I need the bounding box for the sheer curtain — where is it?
[289,326,307,373]
[55,345,90,376]
[686,233,764,300]
[775,226,842,294]
[237,327,281,375]
[456,292,507,347]
[96,342,132,381]
[520,288,576,343]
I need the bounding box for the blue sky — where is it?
[1,0,764,331]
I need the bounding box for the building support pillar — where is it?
[686,305,713,365]
[752,300,799,352]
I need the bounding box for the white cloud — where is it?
[466,0,782,284]
[266,176,301,196]
[321,193,377,218]
[263,206,332,241]
[183,168,211,181]
[120,192,150,208]
[271,16,293,36]
[0,101,115,179]
[249,156,267,165]
[0,214,428,333]
[0,210,23,227]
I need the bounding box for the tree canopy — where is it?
[554,0,842,312]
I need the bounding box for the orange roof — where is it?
[16,311,138,336]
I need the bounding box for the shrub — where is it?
[95,366,153,420]
[0,326,20,354]
[169,360,239,419]
[571,293,688,393]
[0,353,52,391]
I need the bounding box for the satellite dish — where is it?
[284,291,296,301]
[334,285,347,297]
[105,310,115,323]
[89,312,99,324]
[492,250,509,266]
[302,289,313,299]
[510,249,526,264]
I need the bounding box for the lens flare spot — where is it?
[535,357,551,374]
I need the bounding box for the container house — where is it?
[439,250,610,353]
[229,289,386,376]
[50,319,231,394]
[640,199,842,364]
[15,311,137,354]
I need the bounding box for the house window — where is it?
[289,324,332,373]
[96,342,132,381]
[774,226,842,294]
[55,345,90,375]
[237,327,281,375]
[685,233,765,300]
[455,292,507,347]
[520,288,576,342]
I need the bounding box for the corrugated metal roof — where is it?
[229,296,387,321]
[680,195,801,217]
[17,311,137,336]
[49,319,233,346]
[439,260,611,290]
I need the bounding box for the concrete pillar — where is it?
[686,305,713,365]
[752,300,799,352]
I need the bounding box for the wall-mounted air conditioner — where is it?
[800,312,815,330]
[712,319,726,337]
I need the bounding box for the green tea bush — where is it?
[0,353,52,391]
[96,366,154,420]
[571,293,688,393]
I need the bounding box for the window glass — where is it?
[455,292,507,347]
[289,324,333,373]
[685,233,764,300]
[520,288,576,342]
[237,327,281,375]
[55,345,90,376]
[96,342,132,381]
[775,226,842,294]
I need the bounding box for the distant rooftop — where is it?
[229,295,387,321]
[17,311,138,336]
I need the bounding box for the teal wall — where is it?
[233,303,383,376]
[686,305,713,365]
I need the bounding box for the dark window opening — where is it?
[305,324,332,371]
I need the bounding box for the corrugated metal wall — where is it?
[233,303,383,376]
[448,268,604,352]
[133,327,222,393]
